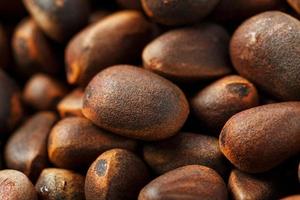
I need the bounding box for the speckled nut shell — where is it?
[5,112,57,181]
[57,88,84,118]
[143,132,228,176]
[23,0,90,42]
[287,0,300,14]
[141,0,220,26]
[0,25,8,69]
[66,10,153,85]
[230,11,300,101]
[116,0,142,10]
[138,165,227,200]
[23,73,68,110]
[0,169,37,200]
[0,69,23,133]
[191,75,259,131]
[35,168,85,200]
[143,23,231,82]
[12,18,61,77]
[48,117,137,169]
[229,169,279,200]
[82,65,189,141]
[85,149,150,200]
[219,102,300,173]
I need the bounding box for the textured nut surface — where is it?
[66,10,153,85]
[138,165,227,200]
[35,168,85,200]
[5,112,57,181]
[0,169,37,200]
[82,65,189,141]
[48,117,137,169]
[57,88,84,118]
[85,149,149,200]
[141,0,220,26]
[191,75,259,131]
[230,11,300,100]
[143,132,228,176]
[143,23,231,82]
[219,102,300,173]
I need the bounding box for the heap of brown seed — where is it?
[0,0,299,200]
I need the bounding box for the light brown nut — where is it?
[57,88,84,118]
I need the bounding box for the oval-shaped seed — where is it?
[5,112,57,181]
[23,73,68,110]
[12,18,61,77]
[35,168,85,200]
[229,170,279,200]
[138,165,227,200]
[23,0,90,42]
[143,132,228,176]
[85,149,149,200]
[0,169,37,200]
[116,0,142,10]
[143,23,231,82]
[57,88,84,118]
[48,117,137,169]
[141,0,220,26]
[82,65,189,141]
[191,75,259,131]
[219,102,300,173]
[66,10,153,85]
[0,69,23,133]
[230,11,300,101]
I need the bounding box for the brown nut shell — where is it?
[143,132,228,176]
[35,168,85,200]
[23,0,90,42]
[191,75,259,131]
[12,18,61,77]
[141,0,220,26]
[230,11,300,101]
[82,65,189,141]
[143,23,231,82]
[23,73,68,110]
[0,170,37,200]
[48,117,137,169]
[5,112,57,181]
[85,149,149,200]
[57,88,84,118]
[219,102,300,173]
[66,10,153,85]
[138,165,227,200]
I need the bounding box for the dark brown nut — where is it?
[143,23,231,82]
[141,0,220,26]
[212,0,285,22]
[138,165,227,200]
[0,169,37,200]
[85,149,150,200]
[23,73,68,110]
[219,102,300,173]
[57,89,84,118]
[23,0,90,42]
[116,0,142,10]
[0,25,8,69]
[12,18,61,77]
[288,0,300,14]
[229,169,278,200]
[82,65,189,141]
[89,10,112,24]
[48,117,138,169]
[143,132,228,176]
[66,10,153,85]
[191,75,259,131]
[0,69,23,133]
[281,195,300,200]
[4,112,57,181]
[35,168,85,200]
[230,11,300,101]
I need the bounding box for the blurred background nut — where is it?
[4,112,57,181]
[57,88,84,118]
[85,149,150,200]
[23,73,68,110]
[23,0,90,42]
[287,0,300,14]
[35,168,85,200]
